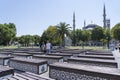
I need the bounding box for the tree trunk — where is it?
[62,34,65,47]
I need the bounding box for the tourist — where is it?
[119,43,120,52]
[46,41,51,54]
[110,42,114,51]
[115,44,118,50]
[41,42,46,53]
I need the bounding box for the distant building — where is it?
[106,19,110,29]
[82,4,110,30]
[82,24,99,31]
[103,4,106,29]
[103,4,110,29]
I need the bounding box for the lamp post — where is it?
[106,37,109,49]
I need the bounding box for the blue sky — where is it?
[0,0,120,36]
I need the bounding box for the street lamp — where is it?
[106,37,109,49]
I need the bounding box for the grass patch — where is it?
[0,46,18,49]
[0,46,40,49]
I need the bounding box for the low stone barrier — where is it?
[60,49,86,56]
[33,55,63,64]
[11,53,32,59]
[85,52,113,56]
[78,55,115,60]
[13,50,28,53]
[0,65,14,80]
[89,50,111,53]
[47,53,72,61]
[68,57,117,68]
[14,48,40,52]
[49,62,120,80]
[27,52,44,55]
[9,58,48,74]
[0,52,12,56]
[0,56,13,66]
[8,72,48,80]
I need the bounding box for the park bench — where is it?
[33,55,63,64]
[9,58,48,74]
[0,65,14,80]
[49,62,120,80]
[68,57,117,68]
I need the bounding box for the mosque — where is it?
[73,5,110,31]
[65,5,111,46]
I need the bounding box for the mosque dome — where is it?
[83,24,99,30]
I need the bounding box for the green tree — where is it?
[81,30,91,42]
[91,26,105,42]
[32,35,41,46]
[19,35,33,47]
[70,29,82,46]
[81,30,91,47]
[4,23,16,39]
[40,26,59,45]
[0,24,7,45]
[111,23,120,41]
[18,35,25,46]
[1,23,17,45]
[104,29,111,48]
[0,23,16,45]
[56,22,71,47]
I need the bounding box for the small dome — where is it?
[83,24,99,30]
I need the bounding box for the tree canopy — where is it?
[91,26,105,42]
[111,23,120,41]
[55,22,71,47]
[0,23,16,45]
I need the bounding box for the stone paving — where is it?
[112,49,120,69]
[0,48,120,80]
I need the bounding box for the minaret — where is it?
[73,12,76,46]
[103,4,106,29]
[84,20,86,27]
[73,12,75,31]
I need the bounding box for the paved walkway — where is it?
[112,49,120,69]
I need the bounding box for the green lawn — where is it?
[0,45,17,49]
[0,45,39,49]
[0,45,108,51]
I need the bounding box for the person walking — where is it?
[46,41,51,54]
[41,42,46,53]
[119,43,120,52]
[115,43,118,50]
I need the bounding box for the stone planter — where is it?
[9,58,48,74]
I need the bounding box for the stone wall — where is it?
[0,59,4,65]
[47,53,72,61]
[68,60,117,68]
[33,57,63,64]
[0,65,14,79]
[10,60,38,74]
[49,63,120,80]
[9,59,48,74]
[68,57,117,68]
